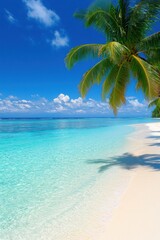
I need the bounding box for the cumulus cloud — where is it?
[0,93,151,116]
[5,9,16,23]
[53,93,70,103]
[51,31,69,48]
[127,98,145,108]
[24,0,60,27]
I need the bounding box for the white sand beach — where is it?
[105,122,160,240]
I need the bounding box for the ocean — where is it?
[0,118,158,239]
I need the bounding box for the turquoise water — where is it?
[0,118,159,239]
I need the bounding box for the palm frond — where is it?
[138,31,160,52]
[118,0,130,31]
[102,65,120,100]
[65,44,104,69]
[102,61,130,114]
[144,50,160,72]
[81,4,126,41]
[127,0,160,45]
[152,105,160,118]
[109,61,130,114]
[130,55,160,99]
[99,41,130,63]
[149,98,160,107]
[79,58,113,97]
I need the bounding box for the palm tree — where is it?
[65,0,160,114]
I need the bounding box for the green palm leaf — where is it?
[118,0,130,30]
[130,55,159,99]
[149,98,160,107]
[109,62,130,114]
[99,41,130,63]
[84,8,114,36]
[152,106,160,118]
[138,31,160,52]
[102,65,120,100]
[150,96,160,118]
[79,58,113,97]
[65,44,104,69]
[143,48,160,72]
[127,0,160,45]
[102,61,130,114]
[77,5,125,41]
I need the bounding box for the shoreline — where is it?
[50,122,158,240]
[50,122,160,240]
[105,122,160,240]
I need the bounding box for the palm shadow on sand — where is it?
[149,143,160,147]
[87,153,160,173]
[147,132,160,147]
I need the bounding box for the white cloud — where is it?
[53,93,70,104]
[51,31,69,48]
[5,10,16,23]
[71,97,83,106]
[24,0,60,27]
[0,93,151,116]
[128,98,145,108]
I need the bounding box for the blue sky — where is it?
[0,0,159,117]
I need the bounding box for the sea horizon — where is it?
[0,116,157,120]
